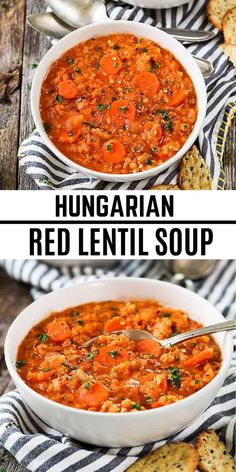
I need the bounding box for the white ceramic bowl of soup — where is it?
[5,278,232,447]
[31,20,207,183]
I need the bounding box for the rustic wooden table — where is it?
[0,270,32,471]
[0,0,235,190]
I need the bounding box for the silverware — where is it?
[46,0,215,43]
[27,13,214,76]
[84,319,236,349]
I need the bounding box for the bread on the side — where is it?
[196,429,236,472]
[178,146,212,190]
[126,442,198,472]
[207,0,236,30]
[223,7,236,44]
[150,184,181,190]
[220,42,236,68]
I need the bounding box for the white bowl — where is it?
[31,21,207,183]
[125,0,191,8]
[5,278,232,447]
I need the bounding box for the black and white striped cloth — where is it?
[0,259,235,471]
[18,0,236,190]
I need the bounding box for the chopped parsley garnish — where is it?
[86,350,98,360]
[95,62,100,70]
[62,362,77,371]
[148,60,158,72]
[106,143,112,151]
[75,67,82,74]
[83,382,91,390]
[156,109,170,121]
[56,95,63,103]
[43,368,50,372]
[165,120,174,132]
[131,402,141,410]
[119,106,128,113]
[43,122,52,133]
[30,63,38,69]
[142,48,148,53]
[146,156,153,166]
[151,146,158,153]
[77,319,84,326]
[68,130,74,137]
[83,121,97,128]
[71,310,80,317]
[162,313,171,318]
[108,350,119,358]
[67,57,74,64]
[145,396,153,403]
[168,367,181,389]
[114,62,119,68]
[113,44,120,50]
[15,360,26,369]
[38,333,48,343]
[195,379,200,384]
[97,103,110,110]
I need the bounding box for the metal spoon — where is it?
[46,0,215,43]
[84,319,236,349]
[27,13,214,76]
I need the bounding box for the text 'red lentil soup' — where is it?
[40,34,198,174]
[17,300,221,413]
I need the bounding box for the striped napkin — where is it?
[18,0,236,190]
[0,259,235,472]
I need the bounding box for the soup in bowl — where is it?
[5,278,231,447]
[31,21,207,182]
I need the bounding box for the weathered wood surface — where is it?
[0,270,32,471]
[0,0,236,189]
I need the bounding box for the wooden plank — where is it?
[18,0,51,190]
[0,270,32,472]
[223,117,236,190]
[0,0,25,190]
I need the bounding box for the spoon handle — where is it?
[162,319,236,347]
[160,28,215,43]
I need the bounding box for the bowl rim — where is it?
[31,20,207,183]
[5,277,233,419]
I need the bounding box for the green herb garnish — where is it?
[83,382,91,390]
[62,362,77,371]
[146,156,153,166]
[106,143,112,151]
[168,367,181,389]
[75,67,82,74]
[77,319,84,326]
[71,310,80,317]
[162,313,171,318]
[67,57,74,64]
[43,122,52,133]
[113,44,120,50]
[165,120,174,132]
[119,106,128,113]
[131,402,141,410]
[56,95,63,103]
[108,350,119,358]
[86,350,98,360]
[148,60,158,72]
[15,360,26,369]
[97,103,110,111]
[30,63,38,69]
[156,109,170,121]
[38,333,48,343]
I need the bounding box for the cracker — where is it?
[178,146,212,190]
[126,442,198,472]
[150,184,181,190]
[196,429,236,472]
[207,0,236,30]
[220,42,236,68]
[223,7,236,44]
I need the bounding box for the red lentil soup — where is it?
[40,34,198,174]
[17,300,221,413]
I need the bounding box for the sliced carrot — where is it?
[100,54,122,75]
[58,113,84,144]
[102,139,126,164]
[104,316,125,333]
[109,100,136,128]
[78,381,109,408]
[135,71,159,97]
[170,90,187,107]
[94,346,129,365]
[58,80,78,99]
[136,338,162,358]
[143,121,163,143]
[47,320,71,343]
[184,348,214,368]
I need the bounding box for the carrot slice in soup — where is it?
[170,90,187,107]
[47,320,71,343]
[184,348,214,368]
[100,54,122,75]
[95,346,129,365]
[109,100,136,128]
[78,381,109,408]
[102,139,126,164]
[104,316,125,333]
[58,80,78,99]
[136,339,162,358]
[135,71,159,97]
[143,121,163,142]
